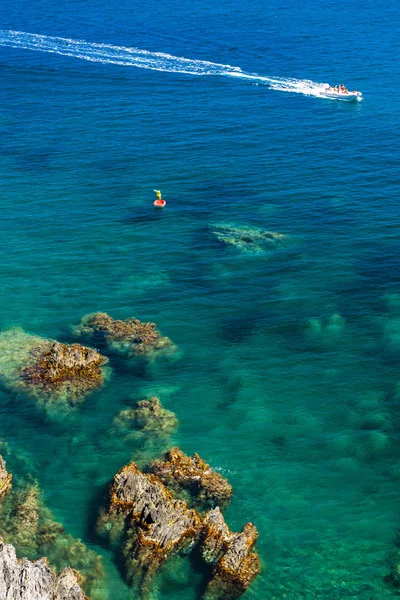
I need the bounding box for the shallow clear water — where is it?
[0,0,400,597]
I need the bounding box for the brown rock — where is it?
[0,456,12,499]
[149,447,233,510]
[203,517,261,600]
[74,312,173,357]
[0,328,108,408]
[200,507,232,565]
[21,341,107,405]
[101,462,201,588]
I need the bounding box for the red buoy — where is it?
[153,198,166,208]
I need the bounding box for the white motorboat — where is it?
[320,86,362,101]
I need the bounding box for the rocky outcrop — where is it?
[0,328,108,407]
[98,462,201,589]
[0,456,12,498]
[74,312,173,358]
[0,538,88,600]
[148,447,233,510]
[200,507,232,565]
[201,508,261,600]
[20,341,107,405]
[99,461,260,599]
[0,483,104,597]
[211,222,285,254]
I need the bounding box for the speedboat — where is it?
[320,86,362,101]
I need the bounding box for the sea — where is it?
[0,0,400,598]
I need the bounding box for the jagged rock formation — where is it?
[97,462,201,589]
[0,538,88,600]
[0,328,108,407]
[211,222,285,254]
[0,456,12,498]
[148,447,233,510]
[201,508,261,600]
[99,461,260,599]
[0,482,104,597]
[74,312,173,357]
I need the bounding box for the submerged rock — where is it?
[111,397,178,438]
[0,482,104,598]
[0,538,88,600]
[98,462,201,590]
[0,328,108,407]
[148,447,233,510]
[107,397,179,470]
[201,508,261,600]
[74,312,173,358]
[211,222,285,254]
[0,456,12,498]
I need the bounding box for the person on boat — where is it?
[154,190,162,200]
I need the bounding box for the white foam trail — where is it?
[0,30,328,98]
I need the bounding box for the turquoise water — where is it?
[1,0,400,597]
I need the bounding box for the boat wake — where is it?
[0,30,328,99]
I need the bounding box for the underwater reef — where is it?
[111,396,178,439]
[0,328,108,408]
[211,222,285,254]
[109,396,179,462]
[74,312,174,358]
[148,447,233,510]
[0,538,88,600]
[0,456,104,599]
[0,318,259,599]
[98,458,260,599]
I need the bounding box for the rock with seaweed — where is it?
[0,328,108,408]
[0,538,88,600]
[0,455,12,499]
[97,462,201,591]
[74,312,173,358]
[200,508,261,600]
[0,482,104,599]
[211,222,285,254]
[106,396,179,469]
[111,396,178,440]
[148,447,233,510]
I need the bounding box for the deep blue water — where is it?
[0,0,400,598]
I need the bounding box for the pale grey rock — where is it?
[0,539,87,600]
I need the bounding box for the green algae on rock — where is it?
[148,447,233,510]
[0,482,104,599]
[0,328,108,407]
[211,222,285,254]
[73,312,174,358]
[0,538,89,600]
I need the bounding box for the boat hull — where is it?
[320,91,361,102]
